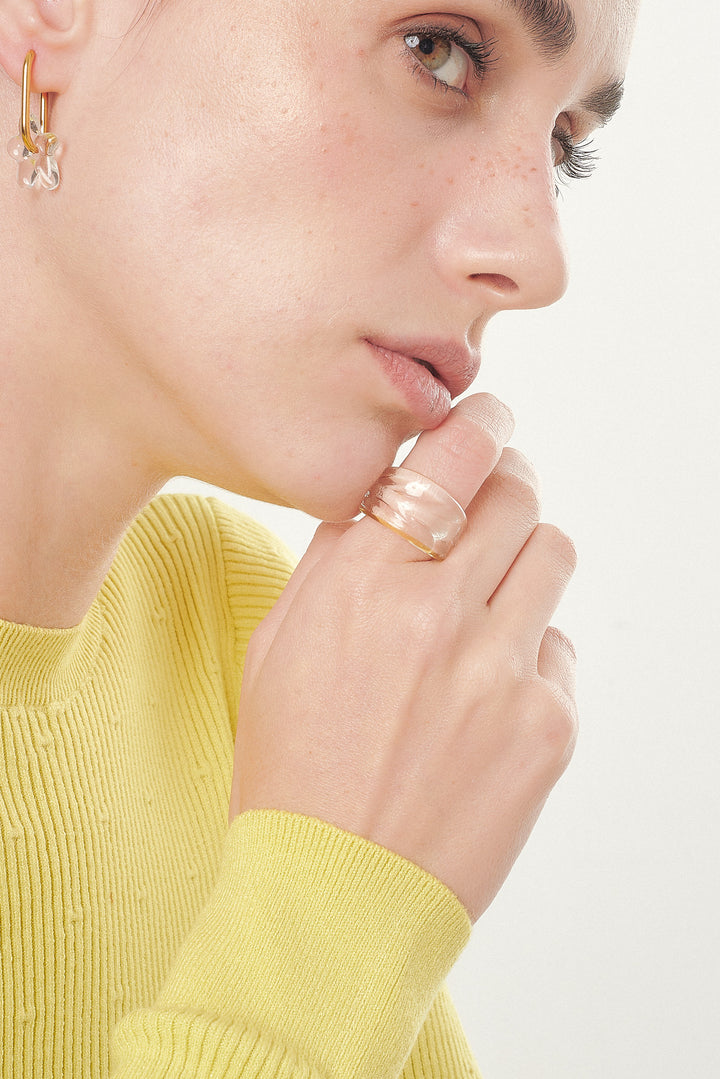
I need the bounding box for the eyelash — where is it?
[553,128,598,184]
[404,24,599,185]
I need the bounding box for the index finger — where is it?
[352,393,514,560]
[399,393,515,507]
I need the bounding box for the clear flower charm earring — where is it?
[6,51,62,191]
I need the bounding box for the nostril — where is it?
[469,273,519,293]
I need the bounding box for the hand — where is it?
[229,393,577,923]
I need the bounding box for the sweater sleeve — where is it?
[111,498,479,1077]
[110,811,472,1078]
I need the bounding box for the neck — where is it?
[0,323,171,631]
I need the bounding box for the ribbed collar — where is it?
[0,598,104,708]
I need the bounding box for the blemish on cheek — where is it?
[446,176,454,185]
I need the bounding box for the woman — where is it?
[0,0,637,1075]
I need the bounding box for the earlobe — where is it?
[0,0,90,92]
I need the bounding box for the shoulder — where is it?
[126,492,296,581]
[205,495,298,585]
[124,490,297,643]
[113,493,298,707]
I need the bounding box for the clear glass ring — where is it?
[360,466,467,560]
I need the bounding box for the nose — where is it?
[432,139,569,318]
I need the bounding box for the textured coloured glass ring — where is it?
[360,467,467,560]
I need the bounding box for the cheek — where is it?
[203,36,440,267]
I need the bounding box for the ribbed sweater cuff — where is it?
[111,810,471,1078]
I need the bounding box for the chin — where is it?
[288,484,370,524]
[227,421,409,523]
[281,455,400,524]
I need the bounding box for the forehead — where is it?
[566,0,639,70]
[497,0,638,68]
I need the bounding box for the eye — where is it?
[403,27,496,94]
[404,32,470,91]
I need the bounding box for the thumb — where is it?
[229,520,350,824]
[245,520,351,672]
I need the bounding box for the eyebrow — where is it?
[579,79,625,126]
[500,0,625,124]
[502,0,577,61]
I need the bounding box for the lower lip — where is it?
[364,340,451,427]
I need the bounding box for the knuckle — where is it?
[403,597,445,648]
[542,711,578,777]
[498,447,539,484]
[535,524,578,574]
[544,625,577,663]
[337,554,382,608]
[493,451,542,520]
[525,681,578,775]
[440,412,502,474]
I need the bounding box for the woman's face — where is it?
[45,0,636,519]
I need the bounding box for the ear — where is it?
[0,0,91,93]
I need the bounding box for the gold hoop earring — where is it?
[6,51,62,191]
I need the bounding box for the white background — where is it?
[164,2,720,1075]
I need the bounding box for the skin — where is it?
[0,0,637,918]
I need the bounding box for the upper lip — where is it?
[365,335,481,399]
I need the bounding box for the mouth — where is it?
[363,339,450,426]
[365,335,481,400]
[413,357,442,381]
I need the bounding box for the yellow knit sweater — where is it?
[0,493,480,1078]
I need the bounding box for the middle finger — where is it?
[457,447,542,599]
